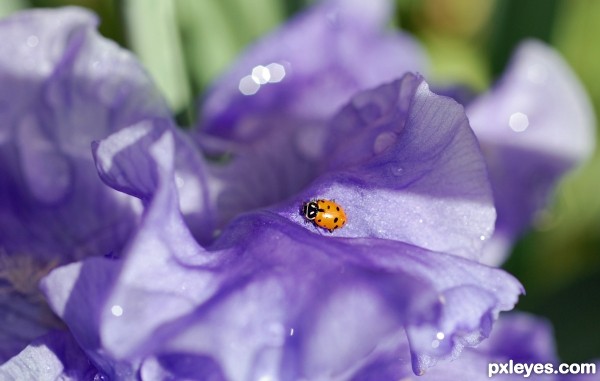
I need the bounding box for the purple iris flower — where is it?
[0,6,173,362]
[352,312,560,380]
[467,40,595,265]
[0,0,592,379]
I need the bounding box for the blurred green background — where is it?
[2,0,599,363]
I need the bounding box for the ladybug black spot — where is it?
[334,217,338,223]
[327,205,330,209]
[336,206,339,211]
[317,219,322,222]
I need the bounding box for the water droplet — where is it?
[436,331,445,340]
[431,339,440,349]
[266,62,286,83]
[26,35,39,48]
[93,373,108,381]
[251,65,271,84]
[289,328,295,336]
[508,112,529,132]
[111,305,123,317]
[393,167,404,176]
[239,75,260,95]
[480,235,486,241]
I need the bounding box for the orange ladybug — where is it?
[302,199,347,233]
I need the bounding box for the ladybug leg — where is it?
[328,228,334,233]
[308,221,323,236]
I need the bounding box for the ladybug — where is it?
[302,199,347,233]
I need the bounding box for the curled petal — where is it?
[0,6,171,360]
[44,202,521,379]
[466,40,596,265]
[353,313,559,380]
[92,120,216,244]
[195,0,428,231]
[45,129,215,377]
[475,313,558,364]
[44,113,518,378]
[279,74,495,260]
[145,213,520,378]
[0,7,170,262]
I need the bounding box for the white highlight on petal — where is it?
[239,75,260,95]
[111,305,124,317]
[96,123,153,171]
[177,173,204,214]
[439,294,446,304]
[509,112,529,132]
[238,62,287,95]
[431,339,440,349]
[251,65,271,84]
[266,62,286,83]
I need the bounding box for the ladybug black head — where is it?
[302,201,319,220]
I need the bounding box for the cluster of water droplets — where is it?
[506,62,548,133]
[238,63,287,95]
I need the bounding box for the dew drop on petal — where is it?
[509,112,529,132]
[431,339,440,349]
[251,65,271,84]
[480,235,486,241]
[436,331,445,340]
[266,62,286,83]
[111,304,123,317]
[393,166,404,176]
[239,75,260,95]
